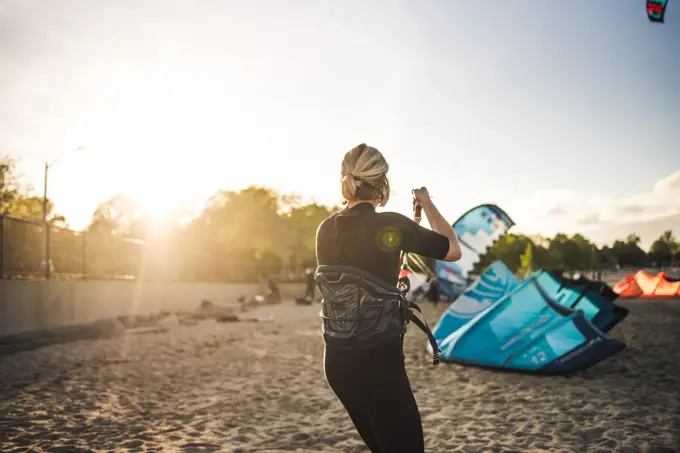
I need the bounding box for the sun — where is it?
[124,174,189,233]
[134,190,178,221]
[124,173,206,235]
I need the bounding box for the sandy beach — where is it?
[1,298,678,453]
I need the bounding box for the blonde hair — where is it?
[340,143,390,206]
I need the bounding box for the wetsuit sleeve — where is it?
[315,217,335,265]
[389,213,450,260]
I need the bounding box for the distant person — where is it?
[261,273,281,303]
[315,144,462,453]
[426,276,440,303]
[305,267,316,301]
[296,268,317,305]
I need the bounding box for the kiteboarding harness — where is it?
[316,265,440,364]
[316,189,441,365]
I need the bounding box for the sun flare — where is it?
[133,189,179,221]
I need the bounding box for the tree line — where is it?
[1,155,678,282]
[1,155,339,281]
[470,230,678,277]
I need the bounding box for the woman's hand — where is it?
[413,187,462,262]
[412,187,432,209]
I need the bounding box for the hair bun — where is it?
[340,144,390,206]
[342,174,363,186]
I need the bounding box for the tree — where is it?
[191,186,282,252]
[73,185,340,282]
[648,230,679,267]
[181,186,287,281]
[519,242,533,277]
[1,156,70,276]
[8,195,52,221]
[88,194,146,237]
[532,242,554,270]
[546,233,597,271]
[610,235,648,268]
[0,156,20,215]
[475,233,534,273]
[595,245,618,269]
[569,234,598,270]
[626,233,641,245]
[0,157,60,221]
[472,231,640,277]
[280,201,338,272]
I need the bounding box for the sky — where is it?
[1,0,678,249]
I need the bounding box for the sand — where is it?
[0,298,678,453]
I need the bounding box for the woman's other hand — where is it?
[412,187,432,209]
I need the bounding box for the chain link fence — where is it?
[0,215,296,282]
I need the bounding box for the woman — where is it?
[315,144,462,453]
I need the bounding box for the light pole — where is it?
[42,146,85,279]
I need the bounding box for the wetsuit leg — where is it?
[324,341,424,453]
[324,347,383,452]
[362,344,424,453]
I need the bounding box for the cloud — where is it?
[616,204,645,214]
[545,205,568,216]
[577,213,601,226]
[654,171,680,193]
[507,170,680,247]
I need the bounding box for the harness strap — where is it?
[319,306,401,322]
[406,301,440,365]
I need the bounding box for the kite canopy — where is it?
[647,0,669,22]
[432,260,519,342]
[433,204,514,301]
[428,261,627,374]
[613,270,680,297]
[530,271,629,333]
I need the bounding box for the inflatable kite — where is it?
[614,270,680,297]
[428,261,627,374]
[647,0,669,22]
[433,204,515,301]
[530,271,629,333]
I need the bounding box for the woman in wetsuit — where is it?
[315,144,462,453]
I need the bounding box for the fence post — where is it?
[45,223,51,280]
[111,237,117,279]
[0,216,4,279]
[82,231,87,279]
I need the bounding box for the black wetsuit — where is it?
[316,202,449,453]
[305,272,315,300]
[266,279,281,302]
[426,278,440,303]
